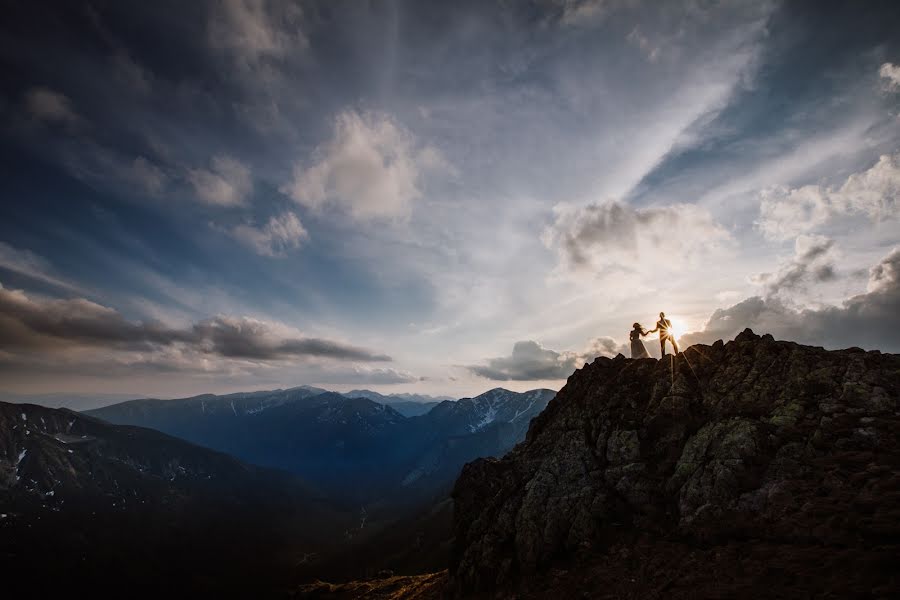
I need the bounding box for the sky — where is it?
[1,0,899,400]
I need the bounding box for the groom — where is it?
[648,311,679,356]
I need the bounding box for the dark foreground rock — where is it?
[450,330,900,598]
[293,571,446,599]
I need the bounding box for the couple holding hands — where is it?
[630,312,679,359]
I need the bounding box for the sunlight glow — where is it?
[668,317,688,341]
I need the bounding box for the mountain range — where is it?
[86,387,555,510]
[341,390,453,417]
[0,401,350,599]
[1,385,555,595]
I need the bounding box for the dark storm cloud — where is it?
[0,284,391,362]
[681,247,900,353]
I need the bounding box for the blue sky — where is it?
[1,0,899,398]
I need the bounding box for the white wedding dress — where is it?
[630,329,651,359]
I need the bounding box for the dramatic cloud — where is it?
[681,247,900,353]
[750,235,837,296]
[880,62,900,91]
[231,211,309,257]
[2,1,898,397]
[23,87,81,127]
[187,155,252,207]
[543,201,731,272]
[0,284,390,363]
[757,152,900,240]
[282,110,446,221]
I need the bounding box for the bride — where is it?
[630,323,651,359]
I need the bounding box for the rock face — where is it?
[450,330,900,597]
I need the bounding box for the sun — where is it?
[667,317,688,340]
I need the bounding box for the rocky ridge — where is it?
[449,330,900,598]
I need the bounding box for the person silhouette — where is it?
[630,323,651,359]
[647,312,679,356]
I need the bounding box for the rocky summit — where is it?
[449,330,900,598]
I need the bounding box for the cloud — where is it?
[208,0,306,63]
[0,284,391,365]
[0,242,85,294]
[281,110,447,221]
[311,365,420,385]
[127,156,167,195]
[627,26,660,62]
[583,335,629,358]
[23,87,81,127]
[681,246,900,353]
[465,336,627,381]
[231,211,309,257]
[187,155,252,206]
[543,200,731,273]
[190,316,390,361]
[757,152,900,240]
[551,0,614,26]
[466,340,579,381]
[112,52,152,95]
[880,62,900,91]
[750,234,837,296]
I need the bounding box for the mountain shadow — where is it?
[87,387,555,513]
[0,401,352,599]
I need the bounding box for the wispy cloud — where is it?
[0,283,391,366]
[0,242,87,295]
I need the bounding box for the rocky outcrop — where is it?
[450,330,900,598]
